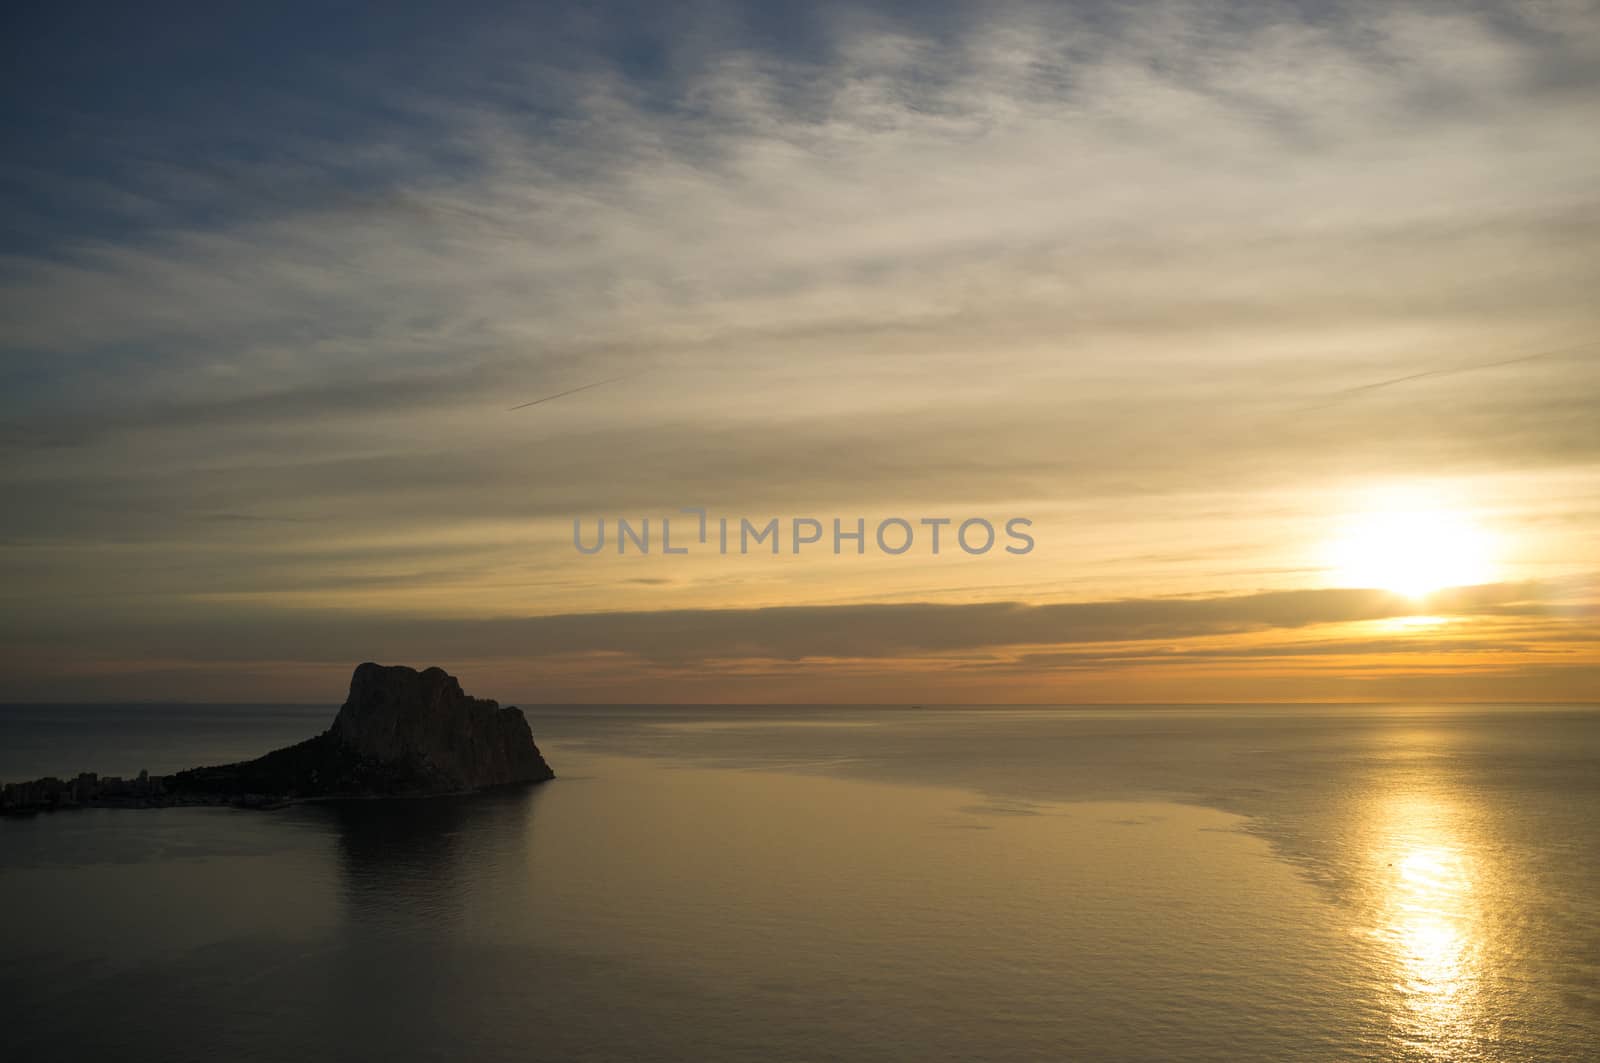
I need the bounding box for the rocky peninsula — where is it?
[0,664,555,813]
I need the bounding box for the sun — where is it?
[1329,503,1496,598]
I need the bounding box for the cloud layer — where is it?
[3,1,1598,698]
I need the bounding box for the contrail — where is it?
[1301,339,1597,411]
[508,372,638,411]
[1334,341,1596,396]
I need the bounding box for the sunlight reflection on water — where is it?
[1373,800,1486,1060]
[5,704,1598,1061]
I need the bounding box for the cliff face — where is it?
[333,663,554,791]
[86,665,563,806]
[5,664,557,812]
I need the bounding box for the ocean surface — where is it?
[1,702,1596,1062]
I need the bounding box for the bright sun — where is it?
[1329,504,1496,598]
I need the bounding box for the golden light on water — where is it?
[1393,847,1472,991]
[1372,800,1487,1060]
[1329,497,1497,598]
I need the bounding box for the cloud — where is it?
[2,2,1598,697]
[4,578,1582,665]
[4,574,1595,702]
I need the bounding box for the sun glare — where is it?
[1330,504,1496,598]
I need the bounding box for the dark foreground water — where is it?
[2,703,1597,1062]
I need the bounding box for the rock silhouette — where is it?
[2,664,554,812]
[333,663,554,791]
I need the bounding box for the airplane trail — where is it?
[1298,339,1597,411]
[508,373,638,411]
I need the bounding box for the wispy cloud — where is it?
[2,1,1598,698]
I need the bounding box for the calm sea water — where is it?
[2,703,1596,1062]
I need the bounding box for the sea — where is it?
[1,702,1596,1062]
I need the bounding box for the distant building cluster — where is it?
[1,770,165,812]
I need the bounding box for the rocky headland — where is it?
[0,664,555,813]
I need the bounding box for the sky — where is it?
[2,0,1597,703]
